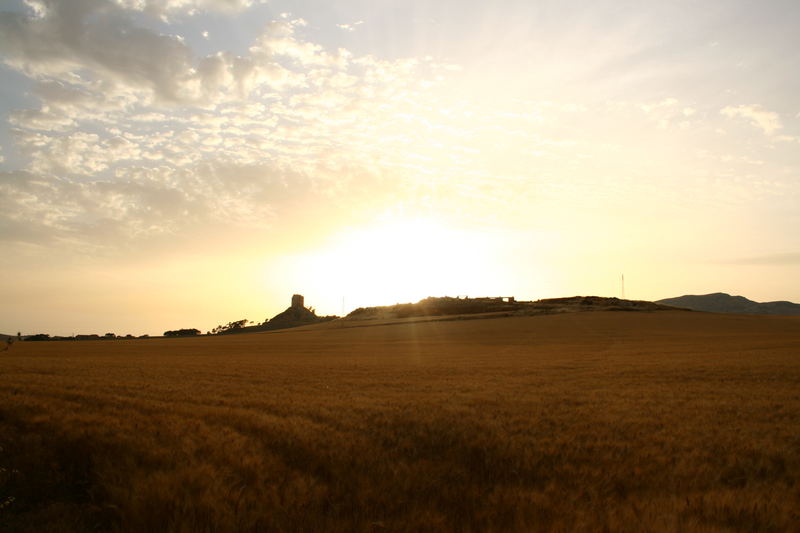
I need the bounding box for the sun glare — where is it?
[277,217,498,313]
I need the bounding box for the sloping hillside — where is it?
[219,295,337,335]
[658,293,800,316]
[346,295,676,321]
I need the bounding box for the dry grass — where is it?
[1,311,799,532]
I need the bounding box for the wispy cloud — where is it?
[337,21,364,32]
[725,253,800,266]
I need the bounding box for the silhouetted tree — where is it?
[211,319,249,334]
[164,328,200,337]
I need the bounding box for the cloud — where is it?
[0,163,283,248]
[0,1,458,250]
[638,97,696,129]
[1,1,196,103]
[111,0,258,19]
[337,21,364,32]
[720,104,783,136]
[1,4,346,110]
[4,1,796,257]
[726,253,800,266]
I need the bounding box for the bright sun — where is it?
[282,217,499,313]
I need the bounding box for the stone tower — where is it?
[291,294,304,309]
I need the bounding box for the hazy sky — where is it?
[2,0,799,335]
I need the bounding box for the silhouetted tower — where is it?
[291,294,305,309]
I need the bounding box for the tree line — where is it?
[20,318,258,341]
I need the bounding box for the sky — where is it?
[1,0,799,336]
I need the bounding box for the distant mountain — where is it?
[657,293,800,316]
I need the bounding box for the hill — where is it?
[218,294,337,335]
[345,295,676,321]
[657,292,800,316]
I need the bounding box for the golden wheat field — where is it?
[1,311,800,532]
